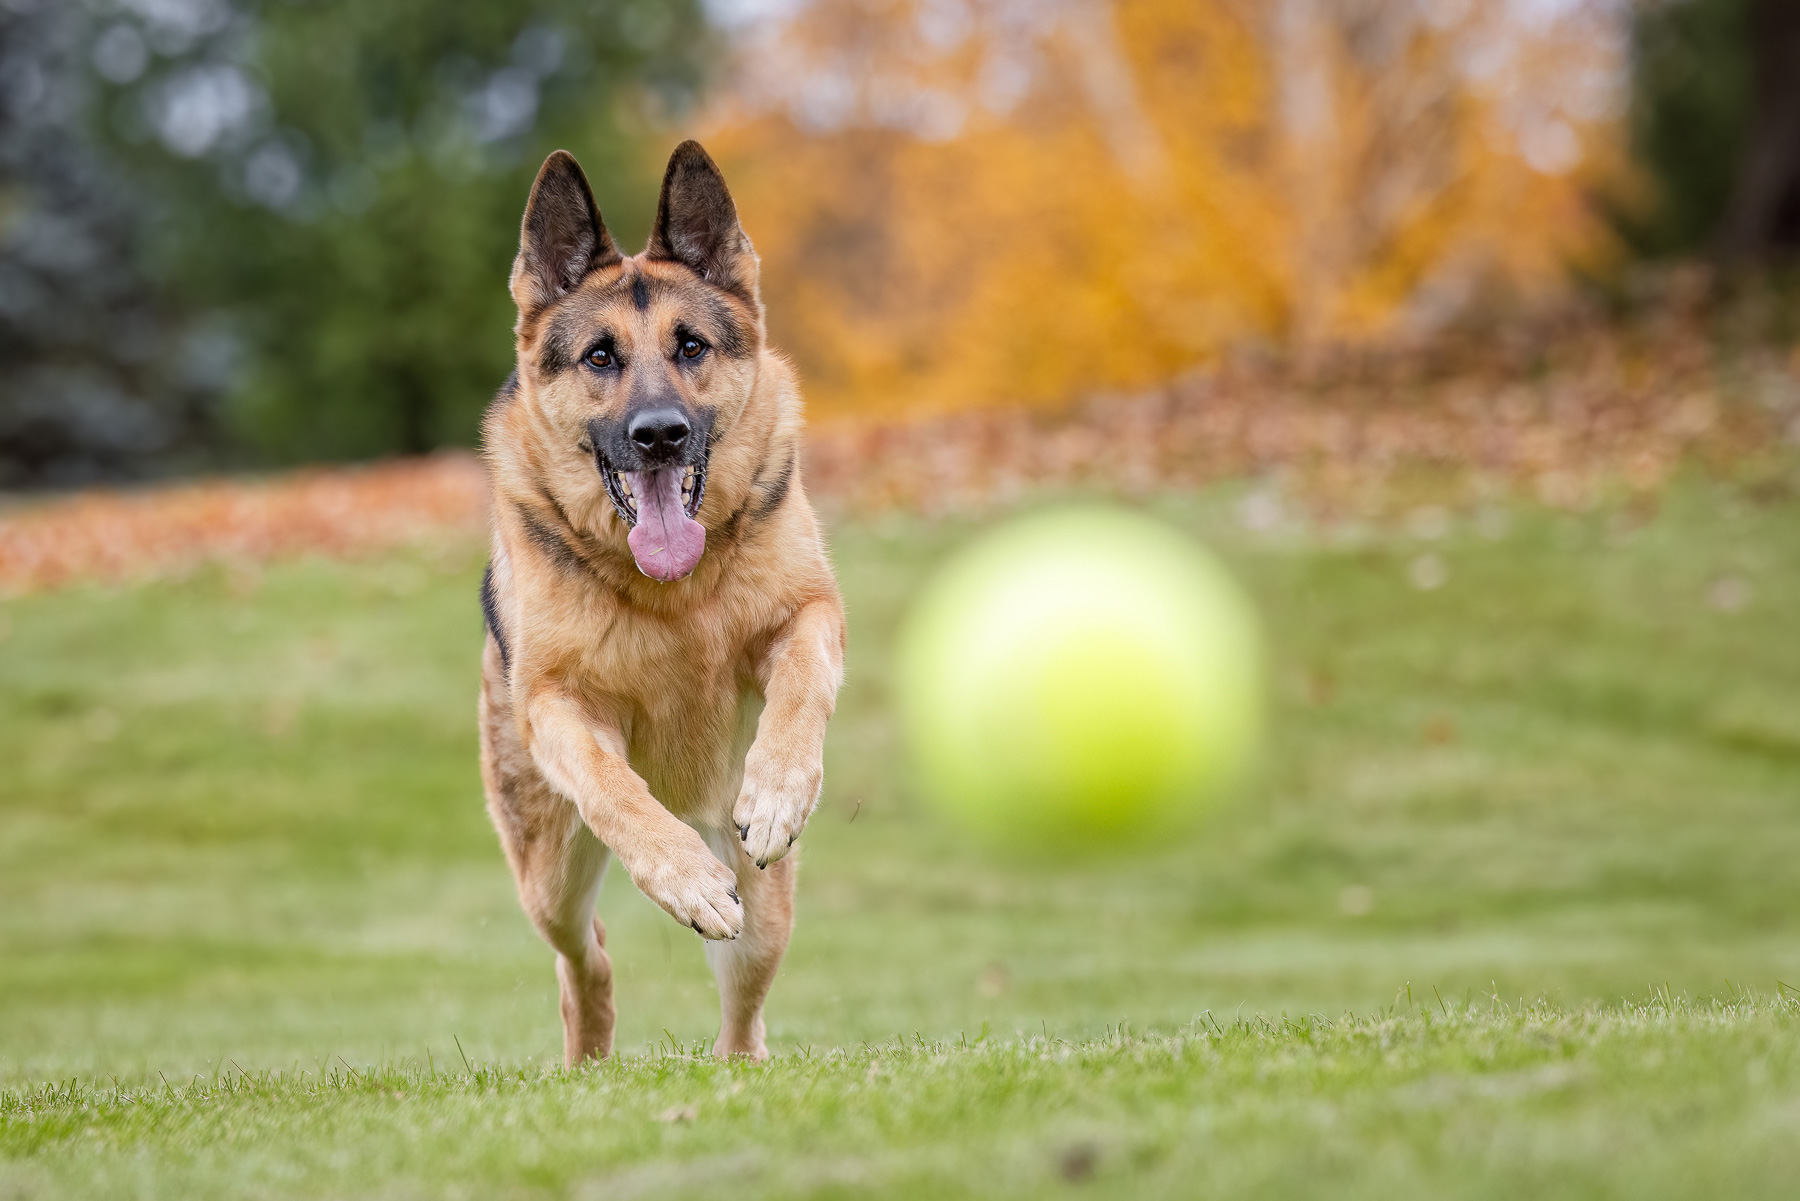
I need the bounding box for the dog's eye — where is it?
[587,346,613,369]
[680,337,705,360]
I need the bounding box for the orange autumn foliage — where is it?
[699,0,1623,418]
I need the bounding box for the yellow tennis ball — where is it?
[895,507,1264,852]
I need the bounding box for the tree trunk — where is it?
[1718,0,1800,255]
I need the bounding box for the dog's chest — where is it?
[578,600,765,813]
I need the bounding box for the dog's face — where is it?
[508,143,762,581]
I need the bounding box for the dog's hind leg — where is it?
[533,823,615,1065]
[494,789,617,1065]
[482,663,616,1065]
[702,827,795,1060]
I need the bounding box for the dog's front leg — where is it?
[735,599,847,868]
[525,688,744,940]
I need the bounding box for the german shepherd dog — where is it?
[477,142,845,1063]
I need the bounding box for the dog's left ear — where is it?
[644,141,758,307]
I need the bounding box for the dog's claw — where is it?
[787,834,795,847]
[756,859,767,870]
[738,823,749,841]
[728,888,740,904]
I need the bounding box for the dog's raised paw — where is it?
[733,750,821,869]
[631,840,743,940]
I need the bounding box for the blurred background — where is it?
[4,0,1800,1083]
[3,0,1797,482]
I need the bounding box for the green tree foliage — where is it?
[1623,0,1753,256]
[12,0,710,478]
[0,1,210,487]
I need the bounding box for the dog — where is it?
[477,141,845,1064]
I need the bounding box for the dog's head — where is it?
[508,141,761,582]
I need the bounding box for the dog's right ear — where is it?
[511,151,621,318]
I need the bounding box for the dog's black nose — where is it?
[627,408,690,459]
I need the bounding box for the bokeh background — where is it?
[4,0,1800,1096]
[4,0,1796,482]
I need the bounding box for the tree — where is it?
[0,1,205,487]
[1624,0,1800,259]
[707,0,1618,418]
[0,0,712,484]
[1717,0,1800,254]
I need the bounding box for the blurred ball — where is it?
[895,507,1263,853]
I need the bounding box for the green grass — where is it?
[3,480,1800,1197]
[4,998,1797,1200]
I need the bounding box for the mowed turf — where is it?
[2,481,1799,1198]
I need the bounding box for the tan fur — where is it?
[478,144,844,1064]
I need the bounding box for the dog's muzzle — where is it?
[590,409,710,582]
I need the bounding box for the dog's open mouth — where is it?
[601,458,707,582]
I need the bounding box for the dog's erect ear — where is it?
[644,140,758,305]
[511,151,621,317]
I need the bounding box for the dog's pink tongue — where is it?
[625,468,705,581]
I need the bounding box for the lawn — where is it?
[3,479,1799,1198]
